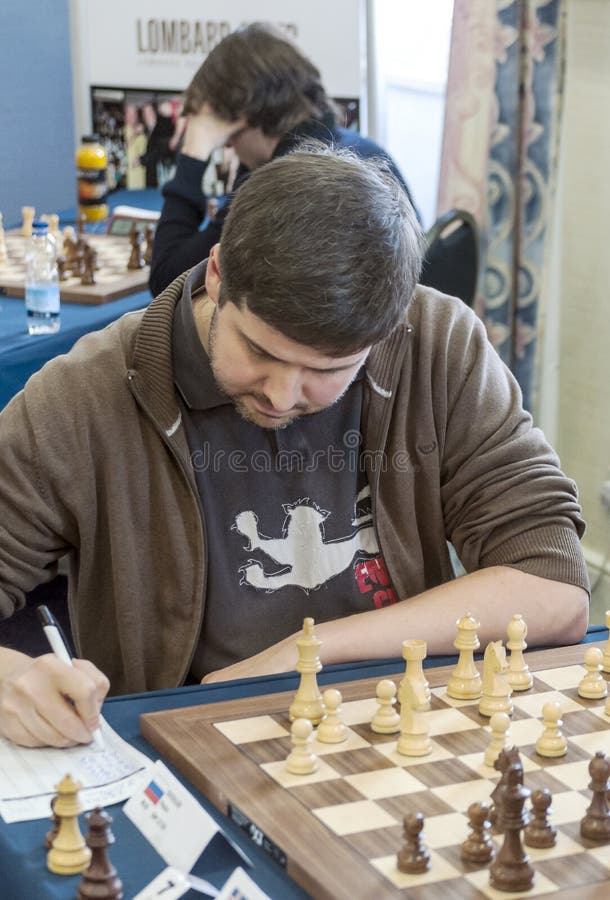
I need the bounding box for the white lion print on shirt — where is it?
[233,485,379,592]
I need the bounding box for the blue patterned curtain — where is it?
[482,0,566,412]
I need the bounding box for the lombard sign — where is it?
[77,0,363,95]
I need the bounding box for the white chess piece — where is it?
[371,680,401,734]
[446,612,482,700]
[484,712,511,768]
[400,639,431,710]
[397,679,432,757]
[317,689,347,743]
[601,612,610,674]
[478,641,513,717]
[285,718,319,775]
[578,646,608,700]
[21,205,35,237]
[536,701,567,758]
[289,618,324,724]
[506,614,533,691]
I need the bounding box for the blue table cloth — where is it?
[0,189,163,411]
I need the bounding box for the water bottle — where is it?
[25,220,60,334]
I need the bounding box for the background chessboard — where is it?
[0,231,149,305]
[141,642,610,900]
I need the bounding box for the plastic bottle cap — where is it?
[32,220,49,232]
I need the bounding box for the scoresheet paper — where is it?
[0,718,152,823]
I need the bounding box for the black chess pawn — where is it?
[581,751,610,842]
[489,762,534,893]
[396,812,430,874]
[461,801,496,864]
[81,244,97,286]
[77,807,123,899]
[56,254,68,282]
[524,788,557,848]
[490,746,521,835]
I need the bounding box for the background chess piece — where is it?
[524,788,557,848]
[81,244,98,286]
[77,807,123,900]
[446,612,482,700]
[536,701,567,757]
[602,611,610,673]
[285,718,319,775]
[144,224,154,266]
[21,205,35,237]
[461,801,495,864]
[489,762,534,893]
[485,712,511,768]
[47,774,91,875]
[397,812,430,874]
[317,688,347,743]
[479,641,513,717]
[400,639,431,710]
[506,614,533,691]
[580,751,610,842]
[45,795,60,850]
[289,618,324,724]
[371,679,400,734]
[127,226,146,270]
[397,678,432,757]
[578,646,608,699]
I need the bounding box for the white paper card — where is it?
[217,867,272,900]
[124,760,219,873]
[132,866,191,900]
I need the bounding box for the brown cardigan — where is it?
[0,267,589,694]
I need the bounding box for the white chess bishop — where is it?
[506,613,533,691]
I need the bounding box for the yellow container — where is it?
[76,135,109,222]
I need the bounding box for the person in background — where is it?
[149,22,420,296]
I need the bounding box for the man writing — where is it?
[0,148,588,748]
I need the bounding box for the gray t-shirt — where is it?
[173,295,398,678]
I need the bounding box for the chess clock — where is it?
[105,206,160,237]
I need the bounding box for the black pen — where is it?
[37,605,105,751]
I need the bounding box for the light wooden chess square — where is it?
[512,689,584,717]
[343,766,428,800]
[464,867,558,898]
[214,715,289,744]
[371,849,460,888]
[535,666,587,690]
[313,799,398,835]
[260,757,340,788]
[431,777,497,813]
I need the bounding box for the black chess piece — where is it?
[461,801,496,864]
[489,762,535,893]
[44,795,60,850]
[396,812,430,874]
[77,807,123,899]
[581,751,610,842]
[524,788,557,848]
[490,746,521,834]
[144,224,154,266]
[127,226,145,270]
[81,244,97,286]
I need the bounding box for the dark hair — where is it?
[218,145,425,355]
[184,23,338,135]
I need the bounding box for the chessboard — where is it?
[141,642,610,900]
[0,230,149,305]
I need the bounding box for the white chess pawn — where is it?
[397,679,432,757]
[447,612,482,700]
[400,639,431,710]
[484,712,511,768]
[578,646,608,700]
[371,679,401,734]
[506,614,533,691]
[21,205,35,237]
[536,701,567,758]
[285,718,319,775]
[316,689,348,743]
[601,612,610,673]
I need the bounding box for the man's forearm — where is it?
[316,567,589,666]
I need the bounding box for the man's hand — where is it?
[181,103,247,162]
[0,652,109,748]
[202,632,299,684]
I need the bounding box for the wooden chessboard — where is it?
[141,643,610,900]
[0,231,150,305]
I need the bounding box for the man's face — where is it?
[208,301,370,429]
[225,125,279,170]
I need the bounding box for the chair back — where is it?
[419,208,479,307]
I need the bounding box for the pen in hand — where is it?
[36,605,106,752]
